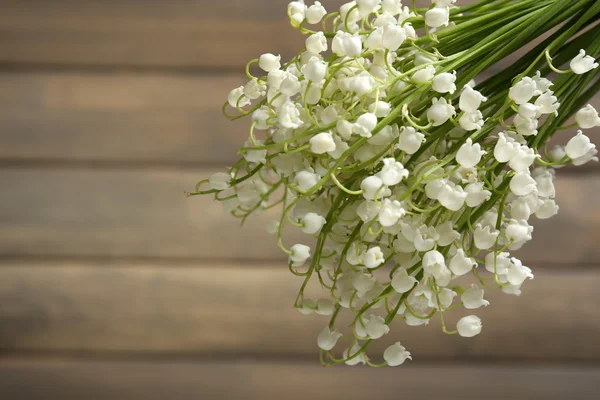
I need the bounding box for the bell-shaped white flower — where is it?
[278,101,302,129]
[413,65,436,82]
[280,74,301,96]
[457,138,486,168]
[397,126,426,154]
[317,327,342,351]
[423,250,449,281]
[570,49,599,74]
[382,24,407,51]
[310,131,336,154]
[508,145,537,172]
[510,171,537,196]
[343,343,368,366]
[356,0,382,17]
[513,114,538,136]
[381,0,402,14]
[459,111,484,131]
[227,86,251,108]
[457,315,482,338]
[533,168,555,198]
[384,342,412,366]
[288,1,307,24]
[534,91,559,116]
[352,273,376,293]
[378,199,406,227]
[436,222,460,246]
[378,158,409,186]
[566,130,596,159]
[533,71,553,92]
[459,86,487,113]
[294,169,320,191]
[303,56,327,82]
[518,103,538,119]
[494,132,519,162]
[572,147,599,166]
[393,234,416,253]
[306,1,327,24]
[465,182,491,207]
[427,97,455,126]
[332,31,363,57]
[361,176,390,200]
[258,53,281,73]
[305,31,328,54]
[243,139,268,163]
[363,246,385,269]
[433,72,457,94]
[414,53,436,67]
[209,172,231,191]
[289,244,311,266]
[414,225,440,252]
[509,77,537,105]
[449,248,477,276]
[425,7,450,28]
[368,101,392,118]
[353,112,378,138]
[391,268,418,294]
[575,104,600,129]
[438,182,467,211]
[507,258,534,285]
[485,251,510,275]
[505,219,533,244]
[363,314,390,339]
[301,212,326,234]
[244,79,267,100]
[425,178,446,200]
[474,224,499,250]
[461,284,490,309]
[536,199,559,219]
[315,298,334,316]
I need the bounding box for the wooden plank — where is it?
[0,168,598,264]
[0,261,599,361]
[1,359,599,400]
[0,71,597,165]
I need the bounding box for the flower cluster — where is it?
[192,0,600,367]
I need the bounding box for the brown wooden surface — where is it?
[1,358,599,400]
[0,168,598,264]
[0,261,598,360]
[0,72,597,165]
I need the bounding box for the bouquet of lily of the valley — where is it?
[189,0,599,367]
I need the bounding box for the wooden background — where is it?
[0,1,599,399]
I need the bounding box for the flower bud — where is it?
[258,53,281,73]
[384,342,412,367]
[289,244,311,266]
[570,49,599,75]
[457,315,482,338]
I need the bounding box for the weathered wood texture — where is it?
[1,359,599,400]
[0,262,598,360]
[0,168,598,264]
[0,72,597,165]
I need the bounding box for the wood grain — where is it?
[1,358,599,400]
[0,168,598,264]
[0,72,597,165]
[0,261,598,360]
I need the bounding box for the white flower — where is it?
[244,79,267,100]
[289,244,311,266]
[378,199,406,227]
[459,86,487,112]
[536,199,559,219]
[310,131,336,154]
[533,71,553,92]
[280,74,301,96]
[436,222,460,246]
[565,131,596,159]
[391,268,418,293]
[356,0,382,17]
[432,72,457,94]
[288,1,307,24]
[507,258,534,285]
[457,315,482,338]
[433,0,457,6]
[575,105,600,129]
[465,182,491,207]
[301,212,326,234]
[518,103,538,119]
[361,176,390,200]
[449,248,477,276]
[397,127,426,154]
[329,135,349,159]
[363,246,385,269]
[510,171,537,196]
[258,53,281,72]
[534,91,559,116]
[278,101,303,129]
[533,168,555,197]
[384,342,412,367]
[413,65,436,82]
[414,225,440,252]
[317,327,342,351]
[298,299,315,315]
[459,111,485,131]
[303,56,327,82]
[368,101,392,118]
[485,251,511,275]
[474,225,499,250]
[382,24,408,51]
[494,132,520,162]
[332,31,363,57]
[352,273,376,293]
[243,139,268,164]
[513,114,538,136]
[378,158,409,186]
[306,1,327,24]
[423,250,448,281]
[456,138,486,168]
[425,7,450,28]
[343,343,368,366]
[227,86,251,108]
[425,178,446,200]
[438,182,467,211]
[353,112,379,138]
[350,71,377,96]
[570,49,599,74]
[505,219,533,244]
[572,148,599,166]
[305,31,328,54]
[427,97,455,126]
[462,284,490,309]
[509,77,537,105]
[209,172,231,190]
[295,169,320,191]
[414,53,436,66]
[363,314,390,339]
[508,145,537,172]
[316,299,334,315]
[382,0,402,14]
